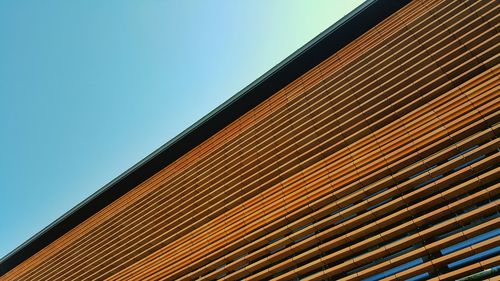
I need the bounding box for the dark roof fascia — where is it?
[0,0,411,275]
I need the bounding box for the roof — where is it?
[0,0,411,275]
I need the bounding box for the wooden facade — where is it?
[1,0,499,280]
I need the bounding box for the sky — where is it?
[0,0,365,259]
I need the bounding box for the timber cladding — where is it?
[1,0,499,280]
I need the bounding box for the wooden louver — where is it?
[1,0,499,280]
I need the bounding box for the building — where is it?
[1,0,499,280]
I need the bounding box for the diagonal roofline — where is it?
[0,0,411,275]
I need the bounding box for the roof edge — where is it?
[0,0,411,275]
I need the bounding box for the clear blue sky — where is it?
[0,1,364,258]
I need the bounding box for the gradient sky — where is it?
[0,0,364,258]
